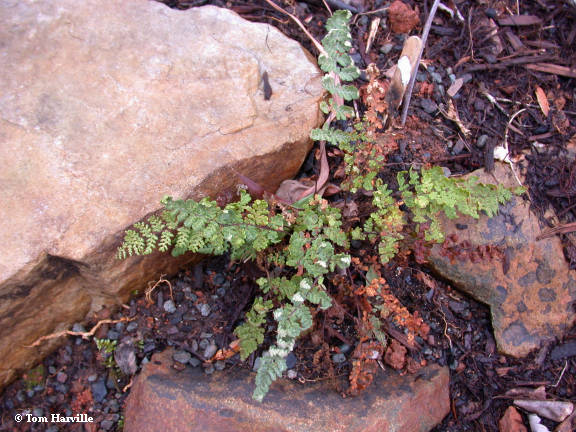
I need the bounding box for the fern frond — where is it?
[253,354,287,402]
[234,297,272,360]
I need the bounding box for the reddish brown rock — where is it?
[388,0,420,34]
[0,0,323,389]
[428,163,576,357]
[124,349,450,432]
[499,406,527,432]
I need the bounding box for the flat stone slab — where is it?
[428,163,576,357]
[0,0,322,389]
[124,349,450,432]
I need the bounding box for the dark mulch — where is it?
[1,1,575,431]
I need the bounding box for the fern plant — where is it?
[117,9,521,402]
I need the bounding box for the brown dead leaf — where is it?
[290,141,330,202]
[211,339,241,362]
[388,0,420,34]
[499,406,527,432]
[342,201,359,218]
[275,179,313,204]
[439,99,470,137]
[535,86,550,117]
[114,339,137,375]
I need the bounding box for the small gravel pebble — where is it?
[430,71,443,83]
[196,303,211,317]
[169,311,183,325]
[189,357,201,367]
[108,399,119,413]
[416,72,427,82]
[213,273,226,285]
[143,342,156,353]
[163,300,177,314]
[214,361,226,371]
[286,352,297,369]
[56,372,67,383]
[287,370,298,379]
[126,322,139,332]
[32,408,43,417]
[200,332,213,339]
[333,353,347,364]
[87,374,98,382]
[106,330,120,340]
[173,350,192,364]
[485,7,498,19]
[380,43,394,55]
[204,364,215,375]
[16,391,25,403]
[54,384,68,394]
[420,98,438,114]
[166,326,179,335]
[182,312,196,321]
[477,134,489,149]
[203,343,218,359]
[106,373,117,390]
[72,323,86,333]
[101,420,114,431]
[460,73,473,84]
[483,54,497,64]
[199,339,209,350]
[340,344,351,354]
[252,357,261,372]
[91,380,108,403]
[452,138,466,155]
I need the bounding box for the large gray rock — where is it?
[0,0,323,389]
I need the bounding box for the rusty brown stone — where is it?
[124,349,450,432]
[388,0,420,34]
[499,406,527,432]
[427,163,576,357]
[0,0,323,390]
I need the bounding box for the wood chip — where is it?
[526,63,576,79]
[535,86,550,117]
[503,29,526,51]
[447,77,464,97]
[498,15,542,26]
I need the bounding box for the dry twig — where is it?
[400,0,441,126]
[145,274,173,304]
[25,317,135,348]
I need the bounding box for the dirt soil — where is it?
[1,1,576,431]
